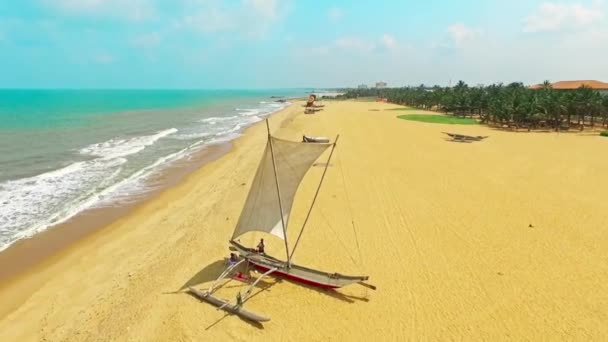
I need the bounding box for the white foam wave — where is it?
[0,100,293,252]
[200,116,238,125]
[186,112,264,142]
[171,132,214,140]
[208,132,242,145]
[80,128,177,159]
[0,157,128,251]
[214,124,242,136]
[236,108,260,116]
[93,143,199,205]
[0,138,199,252]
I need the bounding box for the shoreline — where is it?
[0,102,294,286]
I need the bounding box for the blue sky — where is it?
[0,0,607,88]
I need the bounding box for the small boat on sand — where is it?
[189,120,374,323]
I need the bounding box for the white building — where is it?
[375,81,387,89]
[358,84,368,89]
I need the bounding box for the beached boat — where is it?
[189,120,374,322]
[442,132,489,142]
[302,135,330,143]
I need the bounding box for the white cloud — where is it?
[310,46,330,55]
[328,7,343,22]
[447,23,480,44]
[524,2,604,32]
[326,34,401,54]
[335,36,376,52]
[132,32,162,48]
[181,9,236,33]
[428,20,608,86]
[34,0,608,87]
[176,0,290,38]
[292,45,330,57]
[45,0,155,21]
[381,34,397,49]
[244,0,280,19]
[93,52,116,64]
[288,13,608,88]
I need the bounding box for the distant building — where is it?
[529,80,608,95]
[375,81,387,89]
[358,84,368,89]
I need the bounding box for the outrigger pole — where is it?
[290,135,340,259]
[265,119,291,267]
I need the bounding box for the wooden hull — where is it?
[248,261,340,289]
[230,240,369,290]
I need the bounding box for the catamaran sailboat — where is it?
[189,120,374,322]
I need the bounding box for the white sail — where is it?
[232,136,331,240]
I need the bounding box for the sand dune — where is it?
[1,100,608,341]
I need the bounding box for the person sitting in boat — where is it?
[257,238,265,254]
[228,253,239,265]
[236,292,243,306]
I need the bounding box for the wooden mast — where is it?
[265,119,291,267]
[290,135,340,259]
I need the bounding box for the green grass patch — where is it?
[601,131,608,137]
[397,114,478,125]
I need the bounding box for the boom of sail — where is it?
[231,136,331,241]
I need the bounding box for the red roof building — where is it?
[530,80,608,90]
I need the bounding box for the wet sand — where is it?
[1,100,607,340]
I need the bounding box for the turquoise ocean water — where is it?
[0,89,305,251]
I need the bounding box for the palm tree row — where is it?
[339,81,608,131]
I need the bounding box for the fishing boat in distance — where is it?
[189,119,375,323]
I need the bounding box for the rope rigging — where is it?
[313,115,365,273]
[290,135,339,259]
[336,147,365,270]
[309,143,365,274]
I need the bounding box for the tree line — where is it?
[338,81,608,131]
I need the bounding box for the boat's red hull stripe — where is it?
[249,262,340,289]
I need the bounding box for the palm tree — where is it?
[602,96,608,128]
[452,81,470,116]
[342,81,606,132]
[573,85,602,130]
[534,80,561,130]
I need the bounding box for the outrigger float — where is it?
[189,120,375,323]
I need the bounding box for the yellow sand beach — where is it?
[1,100,608,340]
